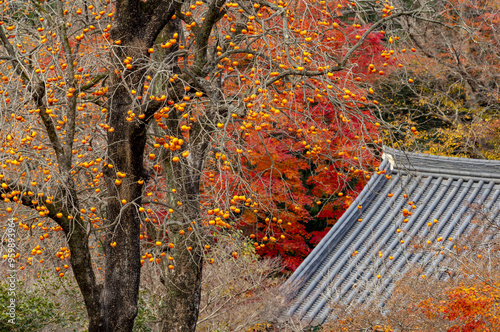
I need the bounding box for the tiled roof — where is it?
[284,147,500,326]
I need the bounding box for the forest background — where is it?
[0,0,499,331]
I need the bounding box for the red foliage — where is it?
[419,282,500,332]
[196,26,389,269]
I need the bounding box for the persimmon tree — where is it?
[201,28,388,269]
[0,0,426,331]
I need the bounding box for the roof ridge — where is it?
[382,147,500,179]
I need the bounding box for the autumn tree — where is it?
[0,0,428,331]
[370,0,500,158]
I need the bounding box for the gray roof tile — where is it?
[284,147,500,325]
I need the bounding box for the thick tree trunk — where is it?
[102,202,142,332]
[99,1,205,330]
[102,77,146,331]
[101,29,150,329]
[98,3,178,327]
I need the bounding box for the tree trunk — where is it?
[158,135,208,332]
[159,242,204,332]
[158,201,204,332]
[67,225,104,331]
[99,1,183,327]
[99,1,208,330]
[101,44,148,331]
